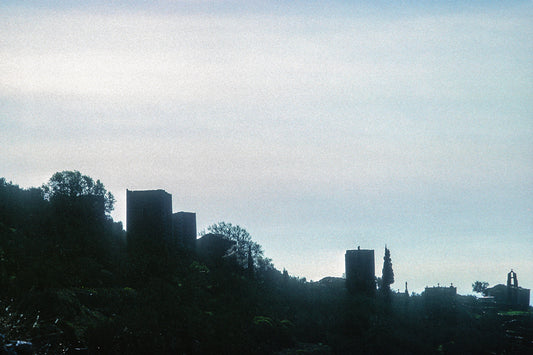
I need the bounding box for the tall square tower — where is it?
[126,189,173,246]
[345,247,375,295]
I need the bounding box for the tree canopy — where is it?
[472,281,489,294]
[201,222,273,271]
[42,170,115,214]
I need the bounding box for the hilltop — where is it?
[1,173,532,354]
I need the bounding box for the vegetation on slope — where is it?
[1,173,531,354]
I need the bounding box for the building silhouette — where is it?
[126,189,197,252]
[423,284,457,315]
[345,247,375,295]
[126,189,174,247]
[196,233,236,266]
[423,284,457,299]
[173,211,197,250]
[485,270,530,310]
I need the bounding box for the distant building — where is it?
[423,284,457,314]
[318,277,345,289]
[485,270,530,310]
[173,211,197,250]
[345,247,375,295]
[126,189,173,247]
[423,284,457,300]
[196,233,236,265]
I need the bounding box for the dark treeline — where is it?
[1,173,532,354]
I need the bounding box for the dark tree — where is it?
[201,222,273,270]
[472,281,489,294]
[40,171,119,285]
[42,170,115,214]
[381,246,394,294]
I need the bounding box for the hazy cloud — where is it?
[1,1,532,294]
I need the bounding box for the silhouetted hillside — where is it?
[1,174,532,354]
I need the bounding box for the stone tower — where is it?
[345,247,375,295]
[126,189,173,247]
[172,211,197,250]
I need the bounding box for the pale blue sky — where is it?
[1,1,532,298]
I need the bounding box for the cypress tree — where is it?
[382,246,394,295]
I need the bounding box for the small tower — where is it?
[172,211,197,251]
[507,269,518,288]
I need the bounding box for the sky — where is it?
[1,0,532,299]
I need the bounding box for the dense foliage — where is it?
[1,174,532,354]
[472,281,489,294]
[201,222,273,271]
[42,171,115,214]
